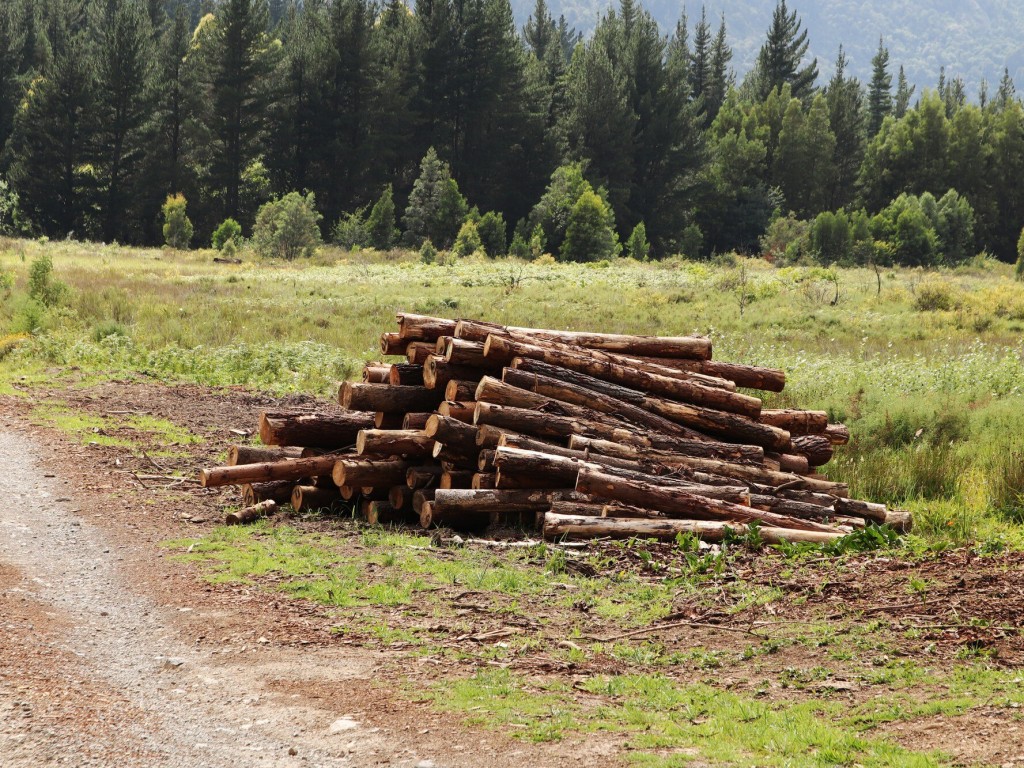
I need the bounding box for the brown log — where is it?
[380,332,407,356]
[543,513,843,544]
[425,414,480,452]
[764,452,811,475]
[478,449,496,472]
[291,485,342,513]
[475,401,627,444]
[355,429,434,457]
[502,367,704,439]
[359,487,391,500]
[567,435,764,466]
[332,458,415,488]
[339,382,444,413]
[202,454,343,488]
[397,313,458,341]
[499,433,641,471]
[550,500,609,516]
[388,485,414,511]
[363,364,391,383]
[363,499,417,526]
[423,357,482,391]
[792,435,835,467]
[374,411,405,430]
[226,500,277,525]
[445,380,478,402]
[439,470,475,489]
[338,485,358,501]
[388,362,425,386]
[475,424,519,448]
[760,409,829,436]
[511,356,761,419]
[412,488,436,515]
[440,337,491,368]
[431,441,478,466]
[471,472,496,489]
[241,481,295,506]
[575,466,838,532]
[454,319,712,359]
[437,401,476,423]
[648,359,786,392]
[406,465,443,489]
[405,342,436,364]
[419,500,489,531]
[432,488,590,515]
[228,445,303,465]
[749,494,845,523]
[402,412,431,431]
[825,423,851,445]
[258,411,374,449]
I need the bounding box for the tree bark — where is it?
[764,452,811,475]
[396,313,458,341]
[339,383,444,413]
[445,380,479,402]
[425,414,480,452]
[419,500,489,531]
[792,435,834,467]
[440,337,491,368]
[437,401,476,423]
[226,500,277,525]
[258,411,374,449]
[432,488,590,514]
[388,363,425,386]
[472,473,496,489]
[374,412,405,430]
[567,434,763,465]
[242,481,295,506]
[477,449,496,472]
[825,424,851,445]
[388,485,414,511]
[228,445,303,466]
[648,359,786,392]
[202,454,343,488]
[291,485,342,513]
[405,342,436,365]
[499,433,640,471]
[380,332,407,356]
[355,429,434,457]
[363,364,391,383]
[406,465,443,489]
[413,488,436,515]
[423,358,483,391]
[543,513,843,544]
[759,409,828,436]
[474,401,630,444]
[332,458,415,488]
[439,470,474,489]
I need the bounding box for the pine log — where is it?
[543,513,843,544]
[792,435,834,467]
[425,414,480,452]
[374,412,405,430]
[454,319,712,359]
[445,380,479,402]
[242,481,295,506]
[440,470,474,489]
[226,500,277,525]
[760,409,829,436]
[338,485,358,501]
[438,401,476,423]
[202,454,343,488]
[388,362,425,386]
[363,364,391,384]
[502,367,704,439]
[228,445,303,466]
[423,357,483,391]
[478,449,496,472]
[332,458,415,488]
[356,429,434,457]
[749,494,846,523]
[511,357,761,419]
[499,433,641,471]
[575,466,839,532]
[431,440,479,466]
[363,499,417,526]
[380,332,407,356]
[472,472,497,489]
[825,423,851,445]
[567,435,763,466]
[388,485,414,511]
[291,485,343,513]
[549,500,609,516]
[406,465,443,489]
[764,452,811,475]
[476,424,519,448]
[475,401,631,444]
[419,500,488,531]
[431,488,590,515]
[396,312,458,341]
[412,488,436,515]
[339,382,444,413]
[258,411,374,449]
[639,358,787,392]
[400,413,429,431]
[440,337,491,368]
[405,342,436,364]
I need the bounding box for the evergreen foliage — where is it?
[212,218,242,249]
[366,186,399,251]
[561,187,618,262]
[252,191,322,259]
[753,0,817,102]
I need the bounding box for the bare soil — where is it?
[2,374,1023,767]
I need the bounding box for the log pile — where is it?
[201,314,911,544]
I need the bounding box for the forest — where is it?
[1,0,1024,266]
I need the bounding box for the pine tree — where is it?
[666,11,689,87]
[754,0,817,102]
[894,65,914,118]
[707,16,732,123]
[402,147,467,248]
[523,0,554,61]
[866,38,892,135]
[825,46,865,209]
[366,185,398,250]
[561,187,618,262]
[772,94,835,216]
[996,68,1016,111]
[688,8,710,108]
[0,2,24,153]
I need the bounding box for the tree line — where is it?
[0,0,1023,265]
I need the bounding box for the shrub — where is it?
[402,148,467,248]
[453,220,483,257]
[678,223,703,259]
[211,218,242,250]
[759,212,809,264]
[560,189,619,262]
[161,194,193,249]
[914,280,957,311]
[810,211,851,263]
[27,253,69,307]
[528,162,596,255]
[0,177,25,235]
[419,239,437,264]
[366,185,399,250]
[252,191,323,260]
[625,222,650,261]
[476,211,507,256]
[333,207,369,250]
[1016,227,1024,282]
[508,231,529,260]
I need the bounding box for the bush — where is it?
[1017,227,1024,282]
[914,280,957,311]
[453,220,483,257]
[560,189,619,263]
[508,231,529,260]
[759,212,809,264]
[477,211,507,256]
[810,211,851,263]
[161,194,193,249]
[625,222,650,260]
[402,148,467,248]
[211,218,243,250]
[333,207,369,250]
[528,162,603,255]
[366,186,399,250]
[27,253,69,307]
[0,177,26,235]
[252,191,323,260]
[419,239,438,264]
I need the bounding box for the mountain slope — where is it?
[513,0,1024,94]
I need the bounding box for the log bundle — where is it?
[200,314,910,542]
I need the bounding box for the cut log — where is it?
[475,424,519,449]
[423,357,482,391]
[228,445,303,466]
[226,500,277,525]
[825,423,851,445]
[568,434,764,465]
[792,435,834,467]
[440,337,491,368]
[419,500,489,531]
[241,481,295,506]
[445,380,479,402]
[355,429,434,457]
[388,485,414,511]
[374,412,405,430]
[431,488,590,515]
[412,488,436,515]
[405,342,436,365]
[291,485,342,513]
[406,465,443,489]
[549,500,608,516]
[339,382,444,413]
[499,433,641,471]
[402,412,431,431]
[455,319,712,360]
[363,364,391,384]
[380,332,407,356]
[764,452,811,475]
[543,513,843,544]
[258,411,374,449]
[478,449,496,472]
[397,313,458,341]
[201,454,343,488]
[644,359,786,392]
[511,357,761,419]
[388,363,425,386]
[437,401,476,423]
[425,414,480,452]
[475,401,634,444]
[440,470,475,489]
[472,472,496,489]
[760,409,829,436]
[332,458,415,488]
[363,499,417,526]
[575,466,837,532]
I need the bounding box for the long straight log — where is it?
[201,454,343,488]
[396,313,458,341]
[388,363,425,386]
[431,488,590,515]
[356,429,434,457]
[639,358,786,392]
[258,411,374,449]
[454,319,712,360]
[332,458,415,488]
[242,481,295,506]
[339,382,444,413]
[759,409,829,436]
[228,445,303,465]
[543,514,843,544]
[568,435,763,467]
[575,466,838,532]
[499,433,641,471]
[475,401,633,444]
[291,485,342,513]
[440,337,491,368]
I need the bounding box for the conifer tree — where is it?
[754,0,817,101]
[561,187,618,262]
[402,147,467,248]
[366,185,398,250]
[707,16,732,123]
[996,68,1016,111]
[894,65,914,118]
[825,46,865,208]
[688,8,710,108]
[0,2,25,153]
[866,38,892,135]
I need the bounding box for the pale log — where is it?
[543,514,843,544]
[405,342,436,364]
[242,481,295,506]
[226,500,277,525]
[340,382,443,413]
[356,429,434,457]
[760,409,828,436]
[291,485,342,513]
[228,445,303,466]
[202,454,342,488]
[643,358,786,392]
[363,364,391,383]
[396,313,458,341]
[499,433,640,471]
[549,500,608,516]
[432,488,590,515]
[258,411,374,449]
[332,458,415,488]
[380,332,407,356]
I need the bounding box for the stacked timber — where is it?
[200,313,911,543]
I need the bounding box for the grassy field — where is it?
[4,237,1024,766]
[3,237,1024,546]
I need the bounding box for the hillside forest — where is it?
[1,0,1023,268]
